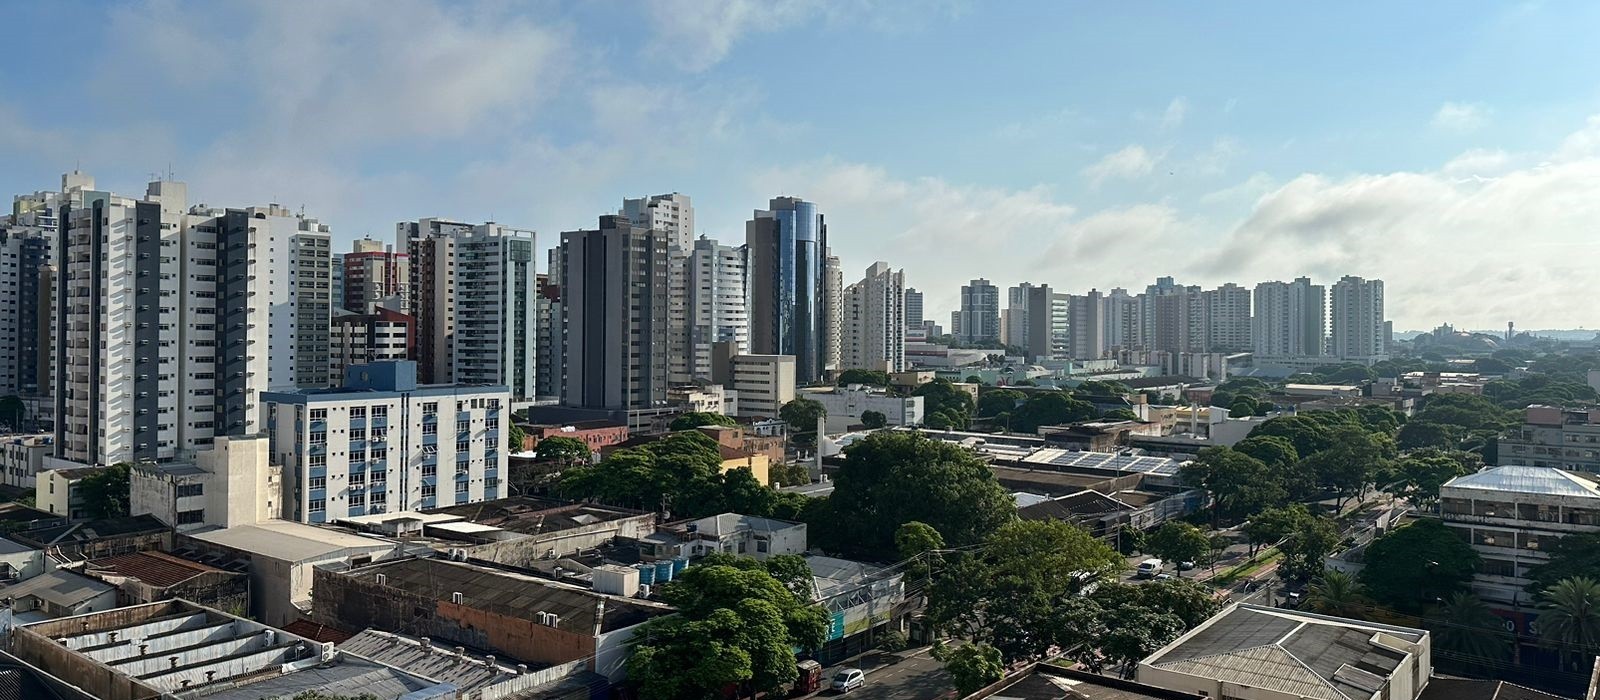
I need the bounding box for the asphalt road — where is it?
[814,647,953,700]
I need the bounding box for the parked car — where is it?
[1156,572,1175,581]
[1135,558,1163,579]
[832,668,865,693]
[1178,560,1196,571]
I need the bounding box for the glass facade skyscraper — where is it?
[747,197,832,383]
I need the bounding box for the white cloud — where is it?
[1161,97,1189,130]
[642,0,964,72]
[1432,101,1491,133]
[1082,145,1159,187]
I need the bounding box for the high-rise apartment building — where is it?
[559,215,671,410]
[1003,283,1034,349]
[331,253,344,312]
[1104,288,1142,351]
[825,252,842,376]
[263,361,509,523]
[841,262,906,373]
[534,268,561,401]
[1331,275,1387,362]
[685,237,750,381]
[621,193,694,254]
[399,218,538,399]
[1024,286,1069,361]
[0,189,56,397]
[259,204,333,391]
[342,237,409,313]
[1152,285,1206,356]
[1252,277,1326,359]
[329,307,415,380]
[1203,283,1252,353]
[53,177,283,464]
[1140,276,1181,346]
[903,287,924,330]
[958,278,1001,344]
[1069,289,1106,360]
[747,197,833,384]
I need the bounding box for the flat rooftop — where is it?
[349,557,670,633]
[424,497,649,536]
[84,550,231,588]
[989,466,1121,495]
[188,520,394,562]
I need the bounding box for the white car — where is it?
[832,668,865,693]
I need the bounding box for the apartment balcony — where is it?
[308,443,326,455]
[350,417,366,429]
[348,439,366,452]
[423,434,437,446]
[421,453,437,466]
[484,466,498,480]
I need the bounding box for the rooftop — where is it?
[337,629,521,692]
[0,569,114,609]
[1121,376,1201,389]
[0,536,38,558]
[680,512,803,538]
[1020,449,1185,477]
[349,557,670,633]
[988,466,1121,495]
[14,514,166,547]
[980,663,1203,699]
[1416,678,1572,700]
[84,550,229,588]
[187,520,395,562]
[424,497,649,536]
[1018,490,1133,522]
[1443,465,1600,499]
[1141,604,1427,700]
[0,503,61,527]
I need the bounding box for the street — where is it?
[807,647,953,700]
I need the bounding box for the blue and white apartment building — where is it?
[263,361,509,523]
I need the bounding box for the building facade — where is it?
[1331,275,1387,362]
[0,223,51,397]
[263,361,509,523]
[1203,282,1252,353]
[958,278,1001,344]
[329,307,415,380]
[1500,405,1600,473]
[259,204,334,390]
[685,237,749,381]
[903,287,923,330]
[1253,277,1326,360]
[342,237,409,312]
[1438,465,1600,608]
[711,350,796,419]
[841,262,906,373]
[1069,289,1106,360]
[747,197,833,384]
[560,216,671,410]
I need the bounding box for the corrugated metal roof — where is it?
[85,551,226,588]
[1444,465,1600,498]
[1158,645,1344,700]
[0,570,113,609]
[189,520,394,562]
[338,630,516,691]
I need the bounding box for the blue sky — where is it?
[5,1,1600,330]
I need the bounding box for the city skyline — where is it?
[5,2,1600,330]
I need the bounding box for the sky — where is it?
[5,1,1600,331]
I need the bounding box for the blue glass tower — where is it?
[746,197,830,383]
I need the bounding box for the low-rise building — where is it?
[128,436,281,534]
[336,629,603,699]
[80,550,249,614]
[1137,603,1432,700]
[1038,420,1161,450]
[9,599,445,700]
[417,498,655,567]
[647,513,808,561]
[0,569,117,621]
[712,352,796,419]
[182,519,402,626]
[667,383,733,415]
[0,536,45,583]
[36,464,98,521]
[312,556,673,680]
[0,434,52,491]
[519,420,629,452]
[9,514,169,561]
[1438,465,1600,608]
[806,554,908,663]
[263,360,511,523]
[1500,406,1600,473]
[801,384,924,432]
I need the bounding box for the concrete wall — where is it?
[13,603,181,700]
[0,544,45,581]
[466,512,655,568]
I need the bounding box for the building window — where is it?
[177,509,205,525]
[350,406,366,420]
[371,405,387,418]
[309,430,326,445]
[422,423,437,436]
[309,476,326,490]
[176,483,203,498]
[371,427,387,442]
[486,477,500,491]
[486,416,499,431]
[421,484,436,499]
[371,446,387,460]
[350,472,366,486]
[350,427,366,441]
[757,539,769,554]
[309,408,327,421]
[422,402,438,416]
[423,463,437,477]
[309,454,326,467]
[309,498,326,512]
[349,492,365,508]
[456,462,470,476]
[456,439,470,452]
[455,481,468,495]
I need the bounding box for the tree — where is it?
[1383,449,1478,510]
[767,461,811,488]
[1009,392,1097,433]
[913,379,974,429]
[1302,425,1396,509]
[1101,578,1222,629]
[1248,416,1333,457]
[859,410,888,429]
[78,463,131,520]
[779,398,826,447]
[1397,420,1463,451]
[0,395,25,430]
[628,563,828,700]
[1146,522,1209,574]
[561,432,781,519]
[939,643,1005,696]
[895,521,945,560]
[506,423,527,453]
[837,369,892,386]
[816,432,1015,559]
[976,389,1026,418]
[762,554,816,600]
[1229,395,1259,418]
[669,412,738,432]
[1539,577,1600,672]
[1277,515,1341,583]
[1429,591,1511,663]
[1242,504,1309,557]
[1179,447,1286,524]
[1101,408,1140,421]
[536,436,591,465]
[1359,519,1480,613]
[1525,532,1600,595]
[1306,569,1368,618]
[1101,605,1185,678]
[927,520,1124,663]
[1234,435,1299,472]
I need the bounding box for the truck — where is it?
[1135,558,1163,579]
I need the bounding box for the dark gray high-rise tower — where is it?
[746,197,832,383]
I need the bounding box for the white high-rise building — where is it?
[1003,283,1034,349]
[623,194,696,385]
[399,218,539,400]
[621,193,694,254]
[685,237,750,381]
[825,252,843,375]
[1331,275,1387,362]
[1103,288,1142,351]
[1203,283,1252,353]
[259,204,333,390]
[841,262,906,373]
[263,360,509,523]
[1069,289,1106,360]
[52,177,292,465]
[1252,277,1327,360]
[958,278,1001,344]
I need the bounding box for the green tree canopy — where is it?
[535,436,591,464]
[1179,447,1286,524]
[913,379,974,429]
[816,432,1014,558]
[1306,569,1368,619]
[1249,415,1333,457]
[1381,449,1479,510]
[1009,392,1097,433]
[837,369,893,386]
[1428,591,1511,664]
[560,432,784,519]
[1302,424,1396,509]
[1242,504,1311,557]
[894,521,945,559]
[975,389,1026,418]
[1396,420,1464,451]
[779,398,826,435]
[1525,532,1600,595]
[1233,435,1299,470]
[1538,576,1600,672]
[1146,521,1209,574]
[669,411,738,432]
[1277,513,1341,583]
[938,643,1005,696]
[927,519,1124,663]
[859,410,888,429]
[1073,380,1131,397]
[1359,519,1480,613]
[507,423,527,452]
[628,563,828,700]
[78,463,131,520]
[1101,408,1140,421]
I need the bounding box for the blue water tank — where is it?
[655,560,674,583]
[672,557,688,576]
[636,564,655,585]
